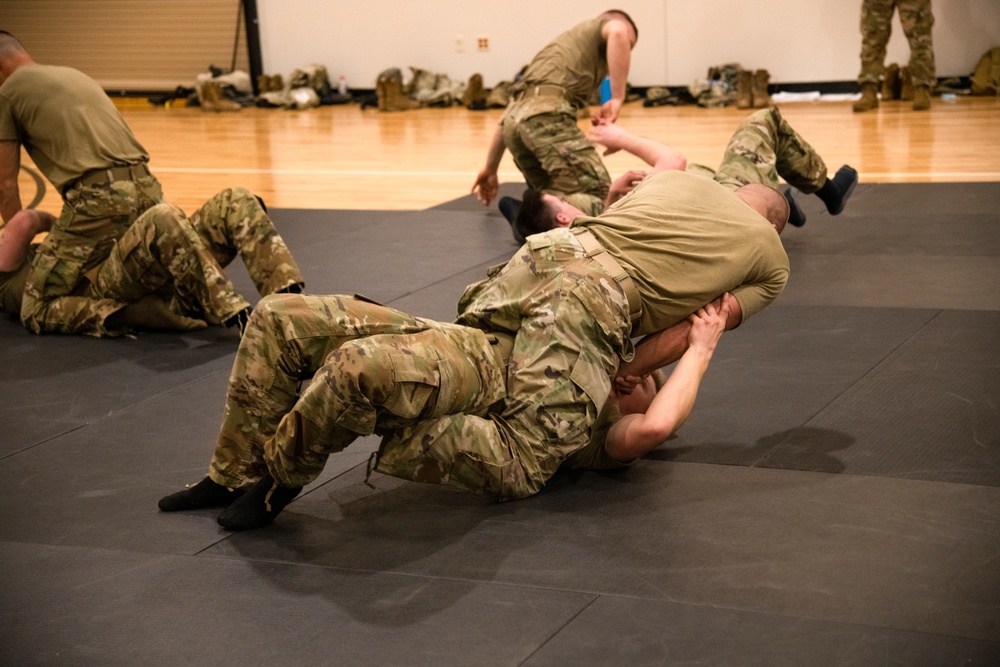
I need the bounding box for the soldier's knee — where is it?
[142,203,187,236]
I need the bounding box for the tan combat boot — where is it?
[881,63,900,100]
[199,81,241,112]
[376,69,420,112]
[463,73,487,109]
[912,85,931,111]
[752,69,771,108]
[852,83,879,112]
[736,69,753,109]
[899,67,914,101]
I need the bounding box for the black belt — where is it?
[64,163,151,193]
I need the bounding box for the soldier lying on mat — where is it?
[159,168,789,531]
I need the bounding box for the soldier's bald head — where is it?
[0,32,27,60]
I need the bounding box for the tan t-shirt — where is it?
[518,17,609,110]
[573,170,789,336]
[0,64,148,189]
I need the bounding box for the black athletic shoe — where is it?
[785,188,806,227]
[817,165,858,216]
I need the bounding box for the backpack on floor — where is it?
[970,46,1000,95]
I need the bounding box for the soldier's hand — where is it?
[472,169,499,205]
[607,169,647,206]
[592,98,622,126]
[109,295,207,332]
[613,374,645,395]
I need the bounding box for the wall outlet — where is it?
[477,36,489,51]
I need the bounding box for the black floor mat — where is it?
[1,181,998,663]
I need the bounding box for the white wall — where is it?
[257,0,1000,88]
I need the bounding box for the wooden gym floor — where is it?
[17,94,1000,215]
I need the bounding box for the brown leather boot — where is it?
[912,85,931,111]
[899,67,914,101]
[852,82,879,112]
[376,69,420,112]
[462,73,487,109]
[736,69,753,109]
[199,81,241,112]
[881,63,901,100]
[256,74,271,94]
[752,69,771,108]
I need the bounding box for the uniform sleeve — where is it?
[0,92,21,142]
[730,246,789,324]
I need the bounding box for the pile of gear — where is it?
[688,63,771,109]
[372,67,519,112]
[189,64,352,112]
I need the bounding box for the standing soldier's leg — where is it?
[858,0,895,86]
[897,0,936,109]
[188,187,305,296]
[854,0,896,111]
[88,202,251,326]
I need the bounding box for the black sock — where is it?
[275,282,304,295]
[158,477,246,511]
[223,307,252,336]
[498,196,521,225]
[815,165,858,216]
[785,188,806,227]
[216,472,301,531]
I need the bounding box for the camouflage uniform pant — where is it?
[380,228,633,499]
[858,0,936,88]
[209,230,632,500]
[25,186,303,333]
[89,187,303,324]
[502,99,609,216]
[694,107,828,194]
[21,174,163,335]
[209,294,509,493]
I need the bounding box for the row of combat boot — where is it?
[853,63,931,112]
[736,69,771,109]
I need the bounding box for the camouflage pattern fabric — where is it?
[209,229,633,500]
[87,202,251,325]
[442,228,633,497]
[186,187,303,298]
[709,107,828,194]
[21,185,302,335]
[501,101,610,208]
[209,294,509,492]
[20,174,163,335]
[858,0,936,88]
